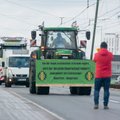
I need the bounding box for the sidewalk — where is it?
[0,88,62,120]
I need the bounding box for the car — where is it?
[115,76,120,84]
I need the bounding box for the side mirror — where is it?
[2,61,5,67]
[31,31,36,40]
[86,31,90,40]
[0,48,3,58]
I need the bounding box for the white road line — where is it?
[6,90,65,120]
[110,99,120,104]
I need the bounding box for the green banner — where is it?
[36,59,95,85]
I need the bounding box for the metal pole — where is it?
[90,0,100,60]
[87,0,89,8]
[60,17,64,25]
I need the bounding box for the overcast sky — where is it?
[0,0,120,57]
[0,0,96,38]
[0,0,119,36]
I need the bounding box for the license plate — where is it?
[18,79,26,81]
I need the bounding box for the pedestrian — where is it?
[93,42,113,109]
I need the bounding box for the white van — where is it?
[3,50,30,87]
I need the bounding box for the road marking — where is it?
[6,90,65,120]
[110,99,120,104]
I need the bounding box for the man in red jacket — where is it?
[93,42,113,109]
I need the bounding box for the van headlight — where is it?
[9,78,12,82]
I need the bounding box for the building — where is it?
[103,33,120,79]
[112,55,120,79]
[103,33,120,55]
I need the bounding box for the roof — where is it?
[43,27,78,31]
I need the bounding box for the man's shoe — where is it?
[94,105,99,109]
[104,106,109,109]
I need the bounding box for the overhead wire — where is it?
[5,0,93,27]
[62,2,96,25]
[0,0,92,36]
[0,11,36,28]
[98,5,120,18]
[5,0,59,18]
[82,3,120,29]
[3,0,97,27]
[0,0,120,34]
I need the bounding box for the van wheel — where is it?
[26,83,29,87]
[5,82,11,87]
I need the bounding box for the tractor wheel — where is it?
[36,87,49,95]
[29,81,36,94]
[70,87,78,95]
[77,87,91,95]
[29,59,36,94]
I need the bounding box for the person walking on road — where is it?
[93,42,113,109]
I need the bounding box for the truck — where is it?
[0,37,30,87]
[0,59,4,85]
[29,25,95,95]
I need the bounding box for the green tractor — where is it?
[29,25,95,95]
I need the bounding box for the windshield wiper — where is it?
[62,32,73,42]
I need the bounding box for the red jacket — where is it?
[93,48,113,78]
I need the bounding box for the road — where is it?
[0,84,120,120]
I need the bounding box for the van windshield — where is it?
[9,57,29,67]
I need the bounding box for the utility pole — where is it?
[87,0,89,8]
[90,0,100,60]
[59,17,64,25]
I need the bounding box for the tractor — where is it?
[29,25,95,95]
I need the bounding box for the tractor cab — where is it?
[31,27,90,60]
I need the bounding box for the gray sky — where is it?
[0,0,120,57]
[0,0,96,37]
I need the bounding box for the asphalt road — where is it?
[0,85,120,120]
